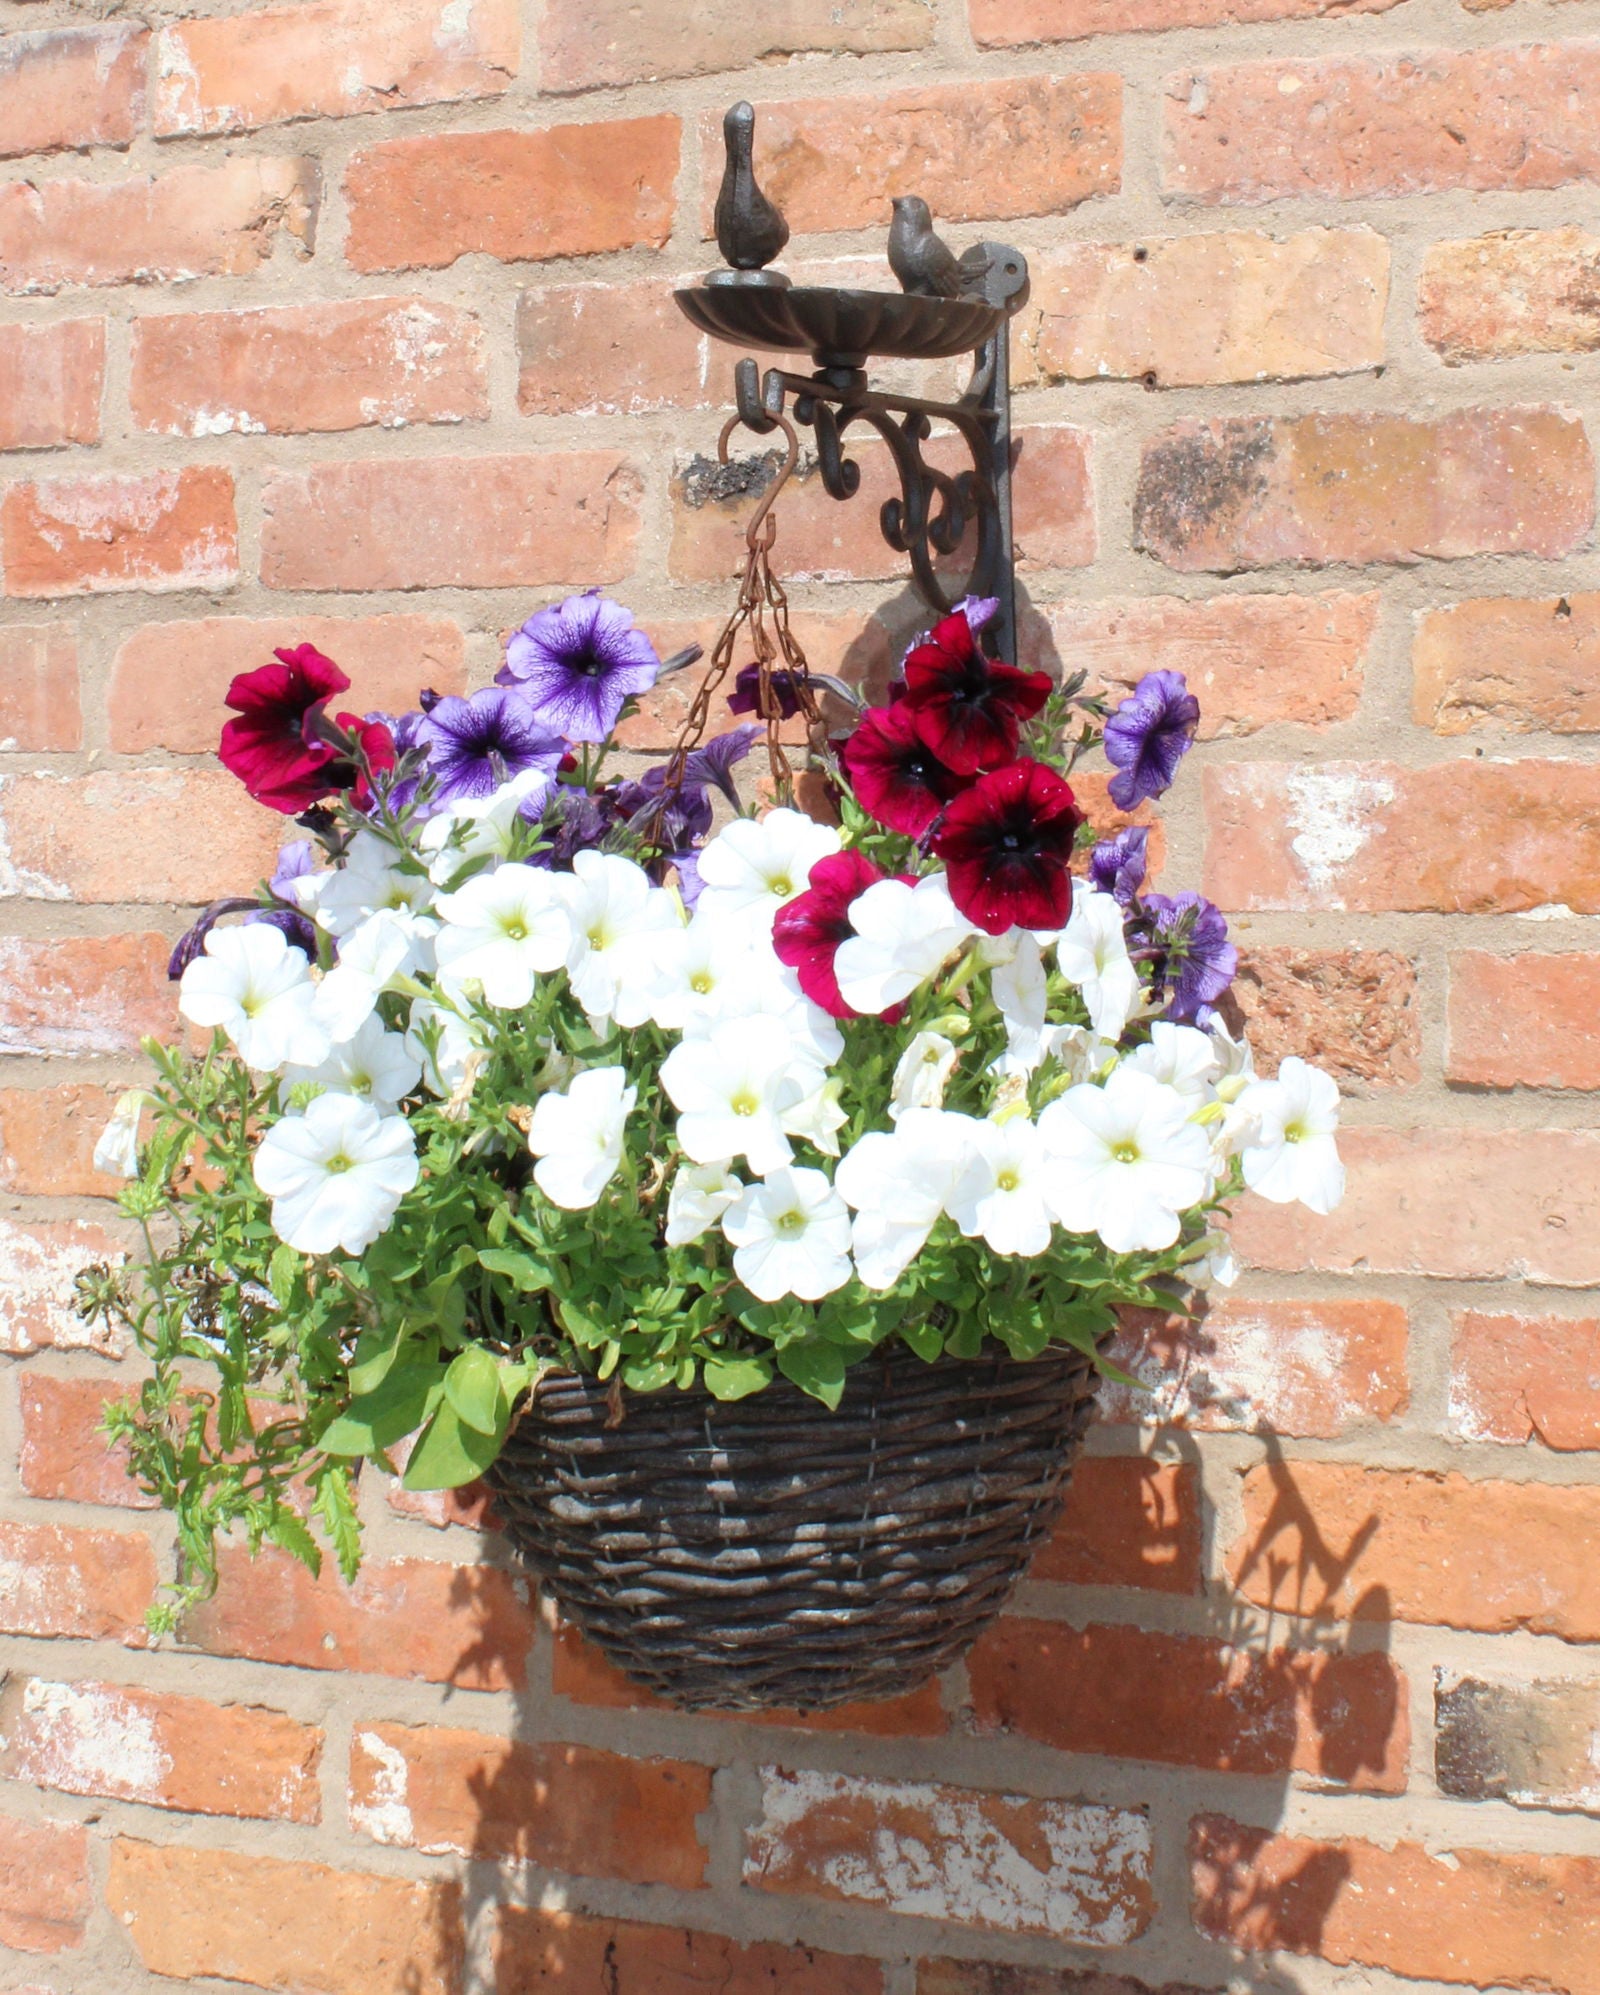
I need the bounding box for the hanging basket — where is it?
[486,1340,1102,1712]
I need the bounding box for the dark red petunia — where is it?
[899,611,1052,777]
[219,644,351,812]
[840,701,972,837]
[772,848,896,1019]
[933,758,1082,936]
[337,713,396,813]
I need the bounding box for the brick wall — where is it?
[2,0,1599,1989]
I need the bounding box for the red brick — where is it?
[1022,230,1386,389]
[1135,409,1592,572]
[261,451,641,592]
[0,320,102,448]
[1233,1128,1600,1286]
[0,157,317,297]
[0,1813,88,1954]
[0,1676,321,1822]
[1105,1297,1409,1439]
[697,75,1120,237]
[383,1433,493,1530]
[746,1767,1152,1942]
[1449,1311,1600,1452]
[1422,228,1600,363]
[108,1841,464,1995]
[345,118,678,273]
[131,298,487,440]
[19,1376,150,1509]
[0,1215,127,1357]
[974,0,1401,41]
[0,1081,121,1196]
[0,769,281,903]
[0,25,145,160]
[350,1720,710,1886]
[1416,592,1600,734]
[0,623,79,748]
[184,1545,536,1689]
[1204,760,1600,915]
[517,279,710,417]
[1230,947,1419,1089]
[971,1620,1406,1791]
[1448,951,1600,1090]
[1437,1670,1600,1812]
[0,1520,154,1642]
[2,467,238,597]
[547,0,928,89]
[0,933,173,1055]
[1191,1814,1600,1991]
[1230,1461,1600,1640]
[153,0,517,136]
[919,1967,1210,1995]
[497,1907,884,1992]
[1166,45,1600,205]
[108,613,467,755]
[1033,1456,1201,1593]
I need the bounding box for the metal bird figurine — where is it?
[888,195,992,299]
[713,101,790,279]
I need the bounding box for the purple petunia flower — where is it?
[728,664,805,720]
[1103,670,1200,812]
[680,724,760,806]
[499,591,661,744]
[1144,890,1237,1022]
[1088,825,1149,906]
[413,687,564,810]
[533,786,625,870]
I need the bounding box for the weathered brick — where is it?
[1022,230,1385,389]
[1422,228,1600,363]
[0,934,172,1055]
[383,1437,492,1530]
[1166,45,1600,205]
[545,0,930,90]
[1191,1814,1600,1991]
[1135,409,1592,572]
[747,1767,1152,1943]
[500,1909,884,1990]
[0,1813,88,1954]
[1233,1128,1600,1286]
[0,769,280,903]
[1415,592,1600,734]
[1449,1310,1600,1451]
[0,1215,127,1357]
[349,1721,710,1885]
[154,0,517,136]
[0,24,145,160]
[0,1520,154,1642]
[1448,951,1600,1091]
[108,1841,464,1995]
[345,118,678,273]
[0,1081,121,1196]
[971,1620,1406,1791]
[108,613,467,756]
[517,279,710,417]
[184,1545,536,1689]
[1229,947,1419,1089]
[919,1965,1210,1995]
[1437,1670,1600,1812]
[1106,1297,1408,1439]
[131,298,487,439]
[0,320,103,449]
[261,452,641,592]
[698,76,1120,237]
[19,1376,150,1508]
[1205,760,1600,915]
[0,157,317,297]
[973,0,1401,42]
[2,467,238,598]
[1033,1456,1202,1593]
[0,1676,321,1822]
[1231,1461,1600,1640]
[0,623,79,748]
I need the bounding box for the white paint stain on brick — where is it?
[1107,1308,1354,1434]
[350,1729,414,1846]
[0,1215,124,1355]
[14,1680,169,1803]
[0,776,71,901]
[1283,765,1395,906]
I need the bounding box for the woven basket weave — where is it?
[486,1340,1102,1712]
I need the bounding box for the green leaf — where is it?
[267,1244,300,1311]
[443,1344,502,1436]
[898,1319,944,1362]
[319,1364,435,1457]
[557,1297,610,1349]
[311,1464,363,1584]
[776,1340,847,1410]
[477,1247,554,1293]
[402,1401,499,1490]
[347,1324,406,1397]
[266,1507,322,1576]
[702,1353,773,1401]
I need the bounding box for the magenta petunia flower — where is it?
[218,644,351,812]
[840,702,972,838]
[898,610,1052,777]
[772,849,896,1018]
[1103,671,1200,811]
[933,758,1082,935]
[499,591,661,743]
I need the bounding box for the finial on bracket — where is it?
[708,101,791,289]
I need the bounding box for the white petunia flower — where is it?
[253,1093,418,1256]
[781,1075,849,1158]
[282,1014,422,1114]
[1055,889,1141,1043]
[833,873,974,1017]
[404,996,485,1099]
[180,923,329,1074]
[946,1113,1057,1259]
[1236,1056,1345,1214]
[527,1067,635,1211]
[630,907,761,1032]
[694,962,847,1068]
[314,907,434,1045]
[93,1089,150,1179]
[434,862,572,1009]
[1037,1023,1119,1086]
[722,1164,853,1302]
[302,830,433,937]
[659,1018,818,1174]
[990,934,1050,1076]
[418,768,552,888]
[1038,1066,1213,1254]
[890,1031,960,1119]
[1180,1227,1240,1290]
[664,1162,744,1247]
[694,809,841,932]
[1125,1021,1219,1099]
[558,851,684,1025]
[835,1110,971,1289]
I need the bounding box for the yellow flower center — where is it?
[690,972,713,993]
[774,1208,806,1236]
[731,1091,759,1118]
[1284,1119,1306,1145]
[325,1151,354,1175]
[502,918,528,942]
[996,1168,1020,1193]
[769,875,793,897]
[1112,1141,1139,1164]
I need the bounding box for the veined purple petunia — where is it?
[1088,825,1150,907]
[1144,890,1237,1021]
[414,687,565,809]
[499,590,661,744]
[1103,671,1200,812]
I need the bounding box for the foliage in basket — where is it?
[81,589,1344,1626]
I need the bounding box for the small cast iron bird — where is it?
[888,195,992,299]
[714,101,789,272]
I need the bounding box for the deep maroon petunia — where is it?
[1143,891,1237,1022]
[840,702,972,838]
[727,663,805,720]
[898,610,1052,777]
[772,849,894,1018]
[218,644,351,812]
[499,590,660,744]
[1103,670,1200,811]
[933,758,1082,936]
[337,713,397,813]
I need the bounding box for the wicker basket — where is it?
[486,1340,1102,1712]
